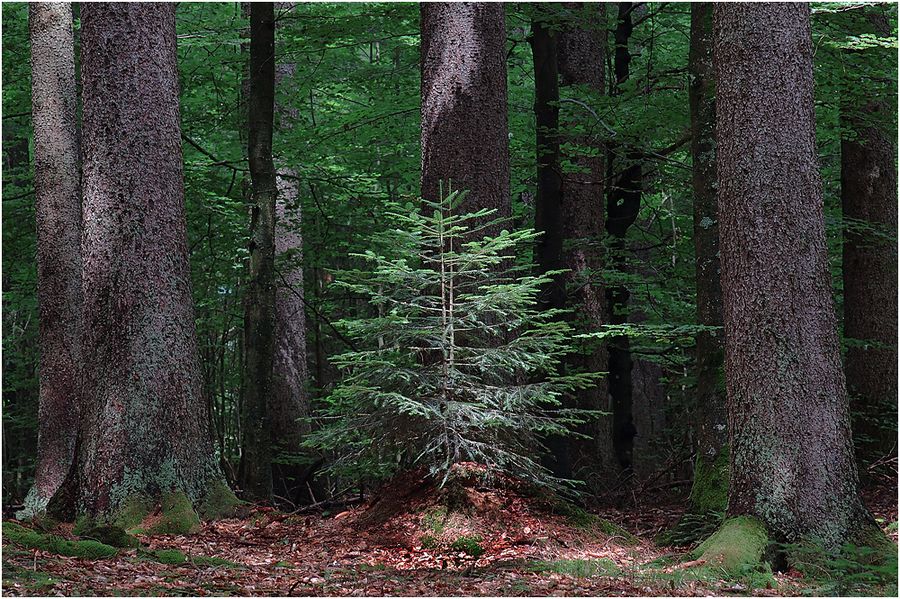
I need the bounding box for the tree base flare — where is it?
[693,516,769,574]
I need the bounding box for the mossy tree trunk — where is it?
[687,1,727,516]
[420,2,510,237]
[22,1,82,520]
[78,3,228,521]
[239,1,277,502]
[713,2,873,548]
[557,2,617,488]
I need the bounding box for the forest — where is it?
[1,1,898,597]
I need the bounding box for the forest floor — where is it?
[2,466,897,597]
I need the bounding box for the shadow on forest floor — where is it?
[2,471,897,597]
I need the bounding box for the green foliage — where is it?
[784,536,898,596]
[2,522,118,559]
[306,189,598,488]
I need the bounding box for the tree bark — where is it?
[557,2,616,488]
[687,1,727,515]
[240,1,277,502]
[271,33,315,498]
[21,1,82,520]
[420,2,510,237]
[714,2,872,547]
[79,2,226,520]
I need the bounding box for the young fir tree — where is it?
[308,189,596,488]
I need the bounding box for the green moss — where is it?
[150,549,188,565]
[150,491,201,534]
[112,496,153,531]
[693,516,769,574]
[420,534,439,549]
[197,480,243,521]
[450,535,484,557]
[3,521,117,559]
[79,525,140,548]
[529,558,620,577]
[421,506,448,534]
[688,446,729,515]
[886,521,898,533]
[1,562,57,593]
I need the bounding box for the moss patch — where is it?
[693,516,769,574]
[421,506,448,534]
[112,496,153,531]
[150,491,201,534]
[197,480,243,521]
[3,521,117,559]
[79,525,140,548]
[688,447,729,515]
[1,562,58,593]
[529,558,620,577]
[450,535,485,557]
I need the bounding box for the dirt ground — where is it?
[2,468,897,597]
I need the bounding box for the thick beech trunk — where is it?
[687,2,727,515]
[420,2,510,237]
[22,1,82,519]
[79,3,225,520]
[240,2,277,501]
[557,2,616,487]
[714,2,871,547]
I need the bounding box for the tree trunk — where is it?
[840,16,898,463]
[79,2,230,522]
[714,2,872,547]
[557,2,616,489]
[21,1,82,520]
[687,1,727,516]
[420,2,510,236]
[529,5,569,478]
[240,1,277,502]
[606,2,641,477]
[271,40,315,500]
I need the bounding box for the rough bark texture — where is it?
[841,104,898,461]
[687,2,727,515]
[420,2,510,236]
[714,2,871,547]
[240,2,277,502]
[557,2,617,488]
[271,47,314,499]
[21,1,82,520]
[79,2,223,519]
